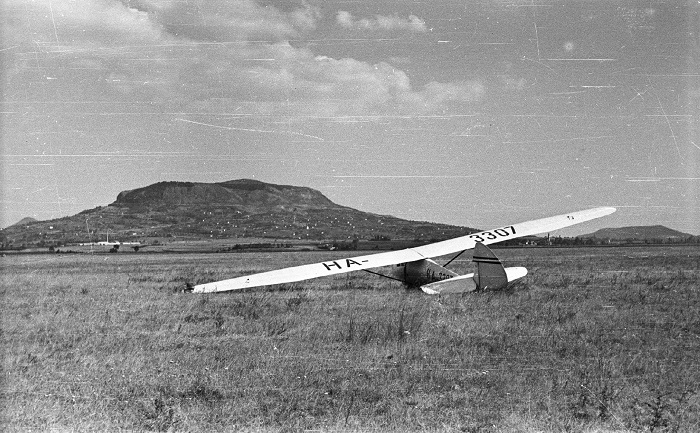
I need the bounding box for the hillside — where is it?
[5,217,38,228]
[583,225,693,241]
[0,179,477,248]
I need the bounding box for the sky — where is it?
[1,0,698,236]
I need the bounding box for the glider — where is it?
[189,207,615,295]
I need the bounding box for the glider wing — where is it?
[192,248,424,293]
[191,206,615,293]
[411,206,616,257]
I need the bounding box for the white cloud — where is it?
[289,1,322,32]
[336,11,427,33]
[2,0,478,117]
[137,0,303,42]
[235,51,483,115]
[2,0,166,46]
[336,11,355,28]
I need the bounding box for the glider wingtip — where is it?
[585,206,616,217]
[189,283,209,293]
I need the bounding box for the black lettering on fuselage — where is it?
[346,259,362,267]
[399,259,458,286]
[427,269,453,282]
[424,268,454,283]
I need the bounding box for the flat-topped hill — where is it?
[114,179,338,210]
[0,179,476,248]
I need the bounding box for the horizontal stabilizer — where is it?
[421,273,477,295]
[505,266,527,282]
[421,266,527,295]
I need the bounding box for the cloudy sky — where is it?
[1,0,698,235]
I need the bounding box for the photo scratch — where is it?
[177,118,324,142]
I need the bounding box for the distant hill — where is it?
[0,179,478,248]
[114,179,338,209]
[583,225,693,241]
[6,217,38,228]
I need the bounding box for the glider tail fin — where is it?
[473,242,513,291]
[420,243,527,294]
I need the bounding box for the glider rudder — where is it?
[473,241,508,291]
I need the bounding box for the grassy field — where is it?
[2,246,699,432]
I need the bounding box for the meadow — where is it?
[1,246,699,432]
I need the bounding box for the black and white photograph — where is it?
[1,1,698,431]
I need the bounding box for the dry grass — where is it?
[1,246,699,432]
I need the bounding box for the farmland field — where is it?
[2,246,699,432]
